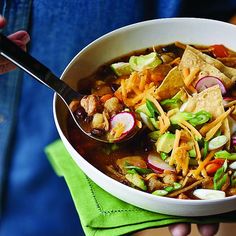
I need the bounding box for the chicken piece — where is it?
[227,187,236,196]
[92,113,105,129]
[92,80,113,96]
[162,172,177,185]
[80,95,101,116]
[201,177,214,189]
[177,193,189,199]
[147,176,164,192]
[104,97,123,116]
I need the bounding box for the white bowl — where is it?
[53,18,236,216]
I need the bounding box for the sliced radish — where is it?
[223,97,236,101]
[208,135,228,150]
[110,112,136,140]
[229,161,236,170]
[147,152,175,173]
[193,189,225,200]
[195,76,227,95]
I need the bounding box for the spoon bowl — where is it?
[0,33,123,143]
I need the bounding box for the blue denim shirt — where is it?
[0,0,236,235]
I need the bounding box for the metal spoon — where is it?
[0,33,119,143]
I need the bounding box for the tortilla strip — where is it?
[179,45,234,89]
[187,45,236,83]
[154,66,185,100]
[184,85,231,148]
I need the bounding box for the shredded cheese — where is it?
[182,67,190,78]
[179,120,202,140]
[169,129,181,165]
[200,107,233,135]
[224,100,236,108]
[145,173,159,181]
[193,139,201,161]
[205,121,222,141]
[187,84,197,94]
[184,68,200,87]
[121,78,127,98]
[110,122,125,139]
[146,94,170,133]
[169,57,181,66]
[192,150,217,178]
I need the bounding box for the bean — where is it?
[91,128,105,136]
[74,107,86,120]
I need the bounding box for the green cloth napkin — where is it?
[45,140,236,236]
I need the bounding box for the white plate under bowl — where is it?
[53,18,236,216]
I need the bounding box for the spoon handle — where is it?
[0,33,80,104]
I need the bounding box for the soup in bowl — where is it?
[54,18,236,216]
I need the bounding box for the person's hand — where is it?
[169,223,219,236]
[0,15,30,74]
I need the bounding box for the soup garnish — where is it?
[69,42,236,200]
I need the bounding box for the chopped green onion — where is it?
[152,189,168,196]
[216,173,228,190]
[188,110,212,126]
[203,140,209,159]
[189,149,196,158]
[170,111,195,124]
[215,150,236,161]
[160,98,182,110]
[164,186,174,192]
[213,160,228,190]
[208,135,228,151]
[160,152,168,160]
[146,99,159,118]
[126,169,137,174]
[173,182,182,190]
[125,163,153,175]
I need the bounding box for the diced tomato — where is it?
[100,93,113,103]
[205,159,225,175]
[210,44,229,58]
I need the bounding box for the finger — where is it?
[0,15,6,28]
[8,30,30,44]
[197,223,219,236]
[169,223,191,236]
[9,39,27,50]
[0,38,27,74]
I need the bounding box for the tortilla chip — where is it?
[155,66,185,99]
[179,45,234,89]
[184,85,230,148]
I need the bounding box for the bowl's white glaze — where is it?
[53,18,236,216]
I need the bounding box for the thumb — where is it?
[0,15,7,28]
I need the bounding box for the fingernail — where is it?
[0,15,6,28]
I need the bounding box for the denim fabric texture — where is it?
[0,0,236,236]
